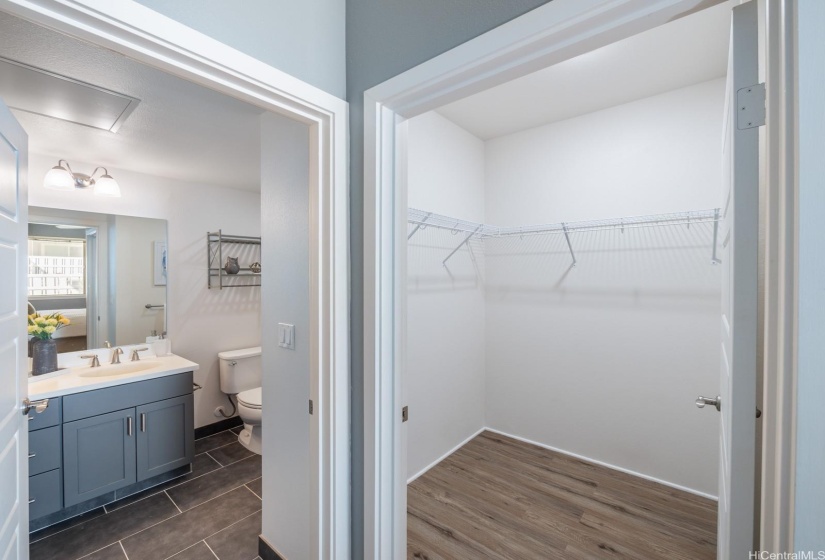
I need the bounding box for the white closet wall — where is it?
[406,78,724,497]
[406,112,487,480]
[484,78,725,497]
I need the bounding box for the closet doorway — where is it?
[364,0,762,558]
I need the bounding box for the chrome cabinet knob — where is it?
[696,395,721,412]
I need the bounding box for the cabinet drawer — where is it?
[29,425,61,476]
[29,469,62,520]
[63,372,193,422]
[27,397,61,431]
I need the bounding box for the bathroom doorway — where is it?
[0,3,349,558]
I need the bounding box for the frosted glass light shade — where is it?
[43,166,74,191]
[93,174,121,197]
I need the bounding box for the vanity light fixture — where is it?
[43,160,121,197]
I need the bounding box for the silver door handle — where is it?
[140,413,146,432]
[127,416,133,436]
[28,453,36,459]
[22,398,49,415]
[28,498,35,504]
[696,395,721,412]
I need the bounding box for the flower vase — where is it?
[31,339,58,376]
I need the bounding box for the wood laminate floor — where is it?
[407,431,717,560]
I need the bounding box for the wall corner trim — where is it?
[259,535,287,560]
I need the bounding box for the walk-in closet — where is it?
[403,3,733,558]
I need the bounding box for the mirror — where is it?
[28,206,167,352]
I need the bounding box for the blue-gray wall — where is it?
[345,1,551,556]
[794,0,825,551]
[133,0,346,99]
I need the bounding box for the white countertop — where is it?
[29,352,199,399]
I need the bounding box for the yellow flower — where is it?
[27,325,37,334]
[44,325,56,334]
[35,317,47,326]
[59,316,71,325]
[47,318,58,326]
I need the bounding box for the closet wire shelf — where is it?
[207,230,262,289]
[408,207,723,267]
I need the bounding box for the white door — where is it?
[714,1,760,557]
[0,97,30,559]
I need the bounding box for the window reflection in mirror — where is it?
[27,224,90,353]
[28,207,168,353]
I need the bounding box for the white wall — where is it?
[134,0,346,99]
[260,113,310,559]
[483,79,724,496]
[406,112,487,479]
[794,0,825,549]
[28,153,261,429]
[112,215,167,344]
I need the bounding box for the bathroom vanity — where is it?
[27,352,198,532]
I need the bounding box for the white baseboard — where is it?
[407,427,487,484]
[484,427,718,501]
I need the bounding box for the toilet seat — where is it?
[237,387,262,409]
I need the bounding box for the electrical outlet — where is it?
[214,406,226,417]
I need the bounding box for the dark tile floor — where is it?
[30,426,263,560]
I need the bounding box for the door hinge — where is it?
[309,399,313,415]
[737,83,766,129]
[402,406,408,422]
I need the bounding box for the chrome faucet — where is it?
[130,347,149,362]
[80,354,100,367]
[110,347,123,364]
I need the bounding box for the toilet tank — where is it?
[218,346,262,394]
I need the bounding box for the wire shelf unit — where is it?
[408,207,722,267]
[207,230,262,289]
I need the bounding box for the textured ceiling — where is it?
[437,1,732,140]
[0,11,263,191]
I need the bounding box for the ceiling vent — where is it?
[0,56,140,132]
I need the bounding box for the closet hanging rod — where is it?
[408,208,720,239]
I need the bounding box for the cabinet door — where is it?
[136,394,194,482]
[63,409,136,507]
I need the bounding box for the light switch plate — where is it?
[278,323,295,350]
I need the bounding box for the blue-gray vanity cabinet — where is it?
[29,469,62,520]
[29,372,194,531]
[28,397,63,520]
[62,408,137,507]
[136,394,194,481]
[26,397,60,431]
[28,425,61,477]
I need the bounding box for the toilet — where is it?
[218,346,262,455]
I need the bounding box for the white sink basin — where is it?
[77,361,160,378]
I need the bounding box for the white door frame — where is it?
[0,1,350,558]
[363,0,796,556]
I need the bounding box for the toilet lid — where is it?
[237,387,262,409]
